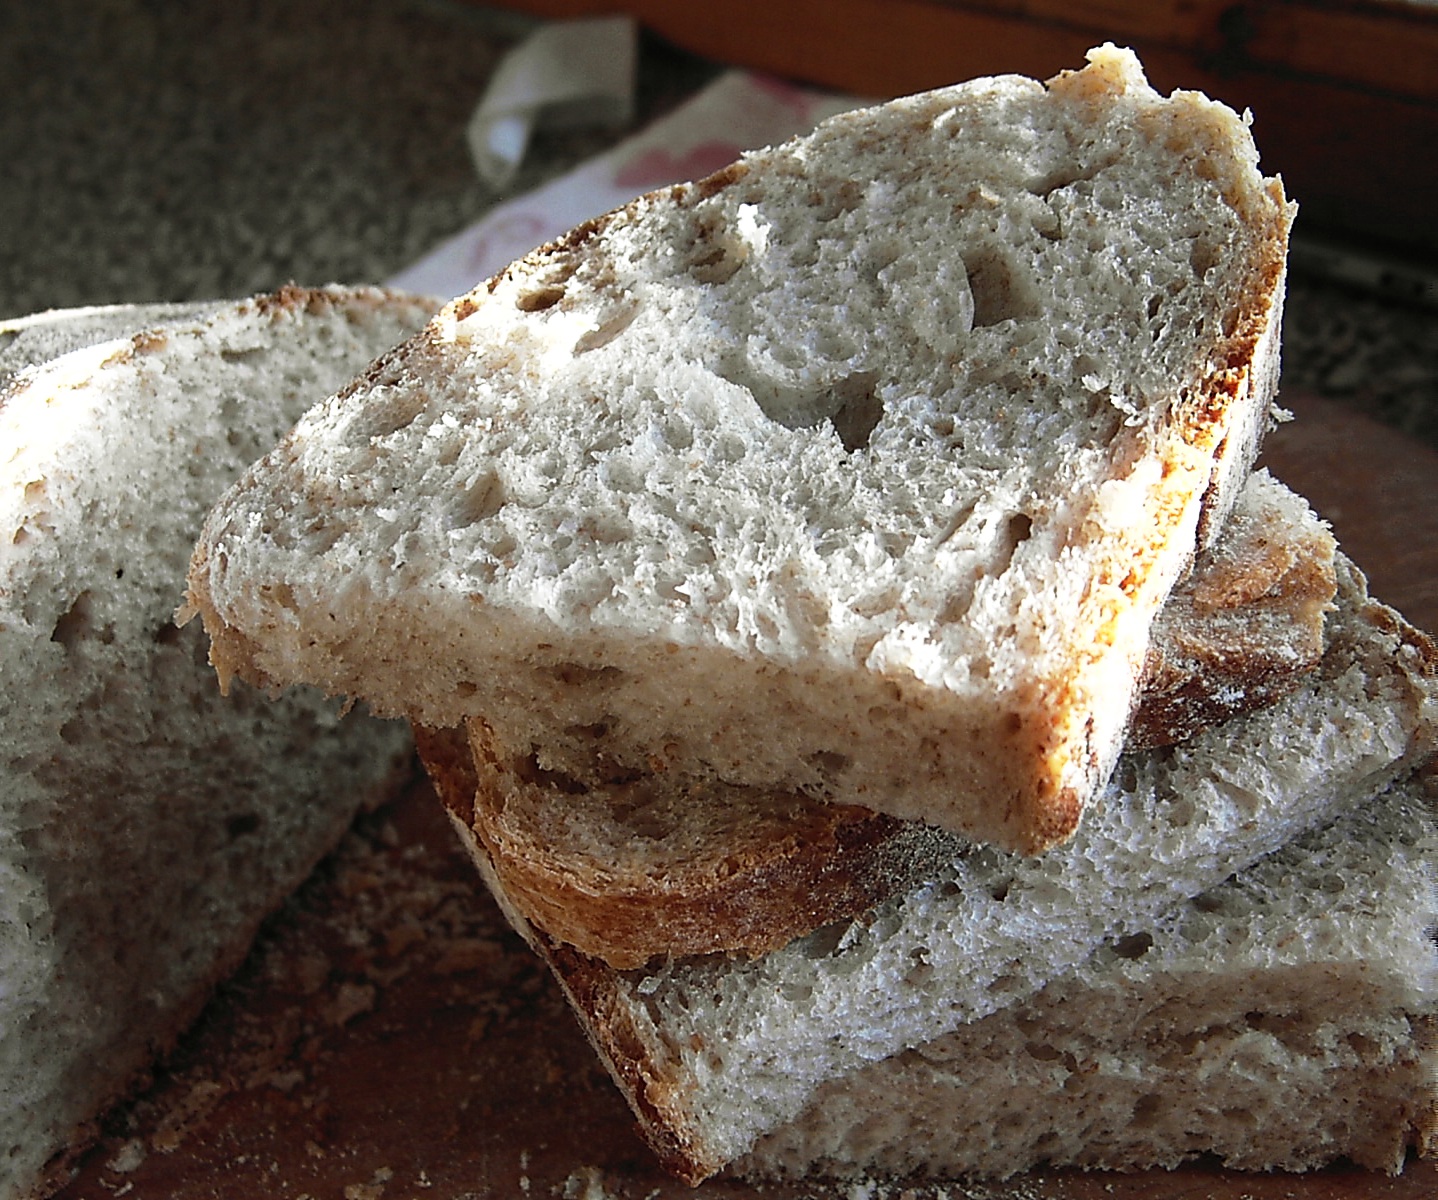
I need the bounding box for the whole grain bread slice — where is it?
[444,560,1438,1182]
[0,286,435,1200]
[187,45,1294,853]
[421,470,1338,968]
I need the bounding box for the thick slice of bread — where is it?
[422,470,1337,969]
[0,286,435,1200]
[741,769,1438,1182]
[186,46,1294,853]
[446,561,1438,1182]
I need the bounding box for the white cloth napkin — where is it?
[466,16,638,189]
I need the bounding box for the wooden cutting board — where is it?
[52,392,1438,1200]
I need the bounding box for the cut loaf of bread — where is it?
[0,287,435,1200]
[423,470,1337,968]
[187,45,1294,852]
[447,559,1438,1182]
[741,769,1438,1182]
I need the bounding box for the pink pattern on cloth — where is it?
[750,72,821,118]
[465,213,549,274]
[612,141,745,191]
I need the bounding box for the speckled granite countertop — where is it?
[2,0,1434,446]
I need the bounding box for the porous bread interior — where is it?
[741,772,1438,1181]
[189,46,1293,852]
[550,561,1437,1178]
[457,472,1338,968]
[0,288,433,1200]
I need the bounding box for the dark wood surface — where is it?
[52,393,1438,1200]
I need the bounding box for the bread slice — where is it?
[422,470,1337,969]
[186,45,1294,853]
[0,286,435,1200]
[445,560,1438,1182]
[741,768,1438,1182]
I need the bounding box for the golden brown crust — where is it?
[414,723,952,971]
[541,939,719,1184]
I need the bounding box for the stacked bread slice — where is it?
[184,48,1438,1187]
[0,287,435,1200]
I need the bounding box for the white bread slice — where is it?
[0,286,435,1200]
[422,470,1337,969]
[186,46,1294,853]
[741,769,1438,1182]
[448,560,1438,1182]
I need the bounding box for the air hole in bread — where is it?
[51,591,97,651]
[1244,1011,1287,1035]
[1112,930,1154,959]
[1190,234,1221,279]
[799,920,851,960]
[261,581,297,613]
[226,812,262,839]
[1002,512,1034,562]
[574,303,639,354]
[448,471,505,529]
[356,389,428,441]
[1026,155,1111,198]
[1131,1092,1165,1127]
[611,803,673,841]
[688,242,744,286]
[967,247,1040,327]
[1346,1031,1378,1057]
[1191,891,1227,915]
[514,284,567,312]
[807,178,864,223]
[547,662,624,688]
[828,372,884,453]
[903,960,934,988]
[219,346,266,366]
[806,749,851,777]
[517,752,590,796]
[152,619,183,646]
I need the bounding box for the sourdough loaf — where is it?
[187,46,1294,852]
[423,470,1337,968]
[447,557,1438,1181]
[0,287,434,1200]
